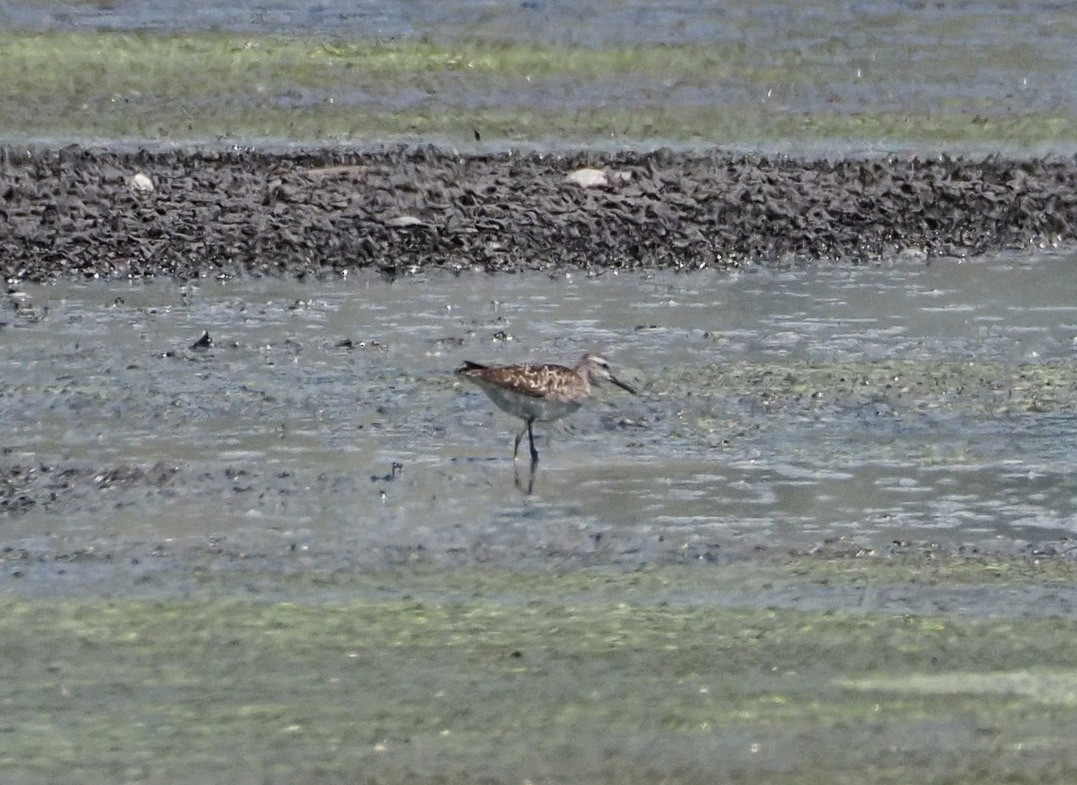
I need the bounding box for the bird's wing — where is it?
[468,364,567,399]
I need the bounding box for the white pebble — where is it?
[129,172,154,193]
[564,168,608,188]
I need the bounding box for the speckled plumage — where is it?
[456,353,636,462]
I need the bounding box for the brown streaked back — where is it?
[456,360,582,400]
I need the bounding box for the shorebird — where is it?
[456,353,637,463]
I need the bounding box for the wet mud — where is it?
[2,146,1074,282]
[2,257,1075,587]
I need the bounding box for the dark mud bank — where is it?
[2,146,1074,281]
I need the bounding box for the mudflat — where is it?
[2,3,1077,782]
[2,146,1074,282]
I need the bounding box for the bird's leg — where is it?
[513,424,526,461]
[527,419,539,463]
[526,457,537,494]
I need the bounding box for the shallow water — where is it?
[4,250,1077,785]
[2,250,1075,575]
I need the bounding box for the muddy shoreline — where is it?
[2,145,1074,282]
[3,147,1077,785]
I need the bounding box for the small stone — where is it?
[384,215,426,228]
[897,246,928,263]
[129,172,154,193]
[564,168,608,188]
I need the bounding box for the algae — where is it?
[4,563,1077,783]
[653,359,1077,417]
[1,32,1073,146]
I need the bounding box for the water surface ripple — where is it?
[2,251,1075,579]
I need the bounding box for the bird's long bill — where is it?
[610,375,637,395]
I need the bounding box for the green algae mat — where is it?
[2,32,1073,147]
[4,560,1077,784]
